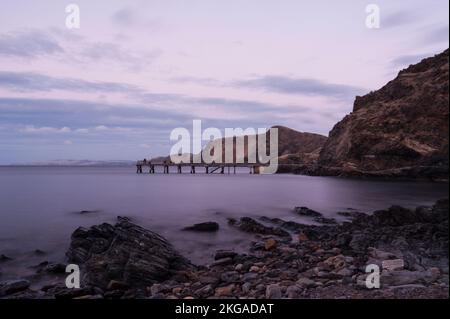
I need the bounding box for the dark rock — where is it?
[0,254,12,262]
[210,257,233,267]
[231,217,290,238]
[183,222,219,232]
[34,249,46,256]
[214,250,237,260]
[45,263,67,274]
[314,216,337,225]
[316,49,449,180]
[0,279,30,296]
[66,217,193,289]
[294,207,322,217]
[220,271,240,283]
[107,280,129,291]
[265,284,282,299]
[79,210,99,215]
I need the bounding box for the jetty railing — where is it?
[135,161,270,174]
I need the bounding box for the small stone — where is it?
[242,272,258,281]
[241,282,251,294]
[195,284,213,298]
[286,285,301,298]
[235,264,244,272]
[172,287,182,294]
[215,284,235,297]
[150,283,163,296]
[210,257,233,267]
[265,284,282,299]
[296,277,316,288]
[382,259,405,271]
[264,238,277,250]
[368,248,398,260]
[220,271,240,283]
[298,232,309,242]
[249,266,260,273]
[214,250,237,260]
[107,280,129,291]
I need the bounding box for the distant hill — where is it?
[11,160,136,167]
[200,125,327,173]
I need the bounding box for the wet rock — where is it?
[294,207,322,217]
[0,279,30,296]
[183,222,219,232]
[79,210,99,215]
[230,217,290,238]
[264,238,277,250]
[381,269,441,287]
[235,264,244,272]
[241,282,251,294]
[314,217,338,225]
[0,254,12,262]
[195,284,213,298]
[45,263,67,274]
[215,284,235,297]
[220,271,240,283]
[249,266,260,273]
[286,285,301,298]
[107,280,129,291]
[34,249,46,256]
[54,287,95,299]
[66,217,193,289]
[296,277,316,288]
[74,294,104,299]
[214,250,237,260]
[298,232,309,242]
[368,248,398,260]
[210,257,233,267]
[242,272,258,282]
[382,259,405,271]
[265,284,282,299]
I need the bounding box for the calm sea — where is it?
[0,166,448,279]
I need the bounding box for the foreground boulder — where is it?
[66,217,194,289]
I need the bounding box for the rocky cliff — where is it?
[317,49,449,180]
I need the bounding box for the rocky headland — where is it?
[1,199,448,299]
[316,49,449,180]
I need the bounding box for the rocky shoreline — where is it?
[1,199,448,299]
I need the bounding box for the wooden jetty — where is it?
[136,160,268,174]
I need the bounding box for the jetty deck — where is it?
[136,160,268,174]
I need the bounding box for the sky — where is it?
[0,0,448,164]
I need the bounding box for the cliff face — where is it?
[317,49,449,180]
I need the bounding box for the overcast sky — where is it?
[0,0,448,164]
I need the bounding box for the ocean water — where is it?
[0,166,448,279]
